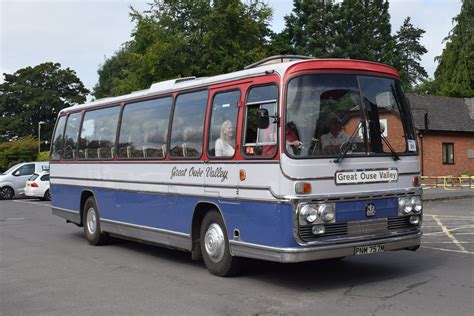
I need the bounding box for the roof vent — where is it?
[244,55,314,70]
[175,76,197,84]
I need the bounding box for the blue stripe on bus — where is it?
[335,198,398,222]
[50,183,298,248]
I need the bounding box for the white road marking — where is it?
[431,215,468,253]
[5,217,25,220]
[424,225,474,236]
[12,200,51,207]
[423,246,474,255]
[424,214,474,219]
[423,241,470,244]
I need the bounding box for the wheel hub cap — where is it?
[204,223,225,263]
[86,208,97,234]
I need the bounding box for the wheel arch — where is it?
[191,201,229,261]
[79,189,96,227]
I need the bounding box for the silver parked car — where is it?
[0,162,49,200]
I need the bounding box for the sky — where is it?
[0,0,463,95]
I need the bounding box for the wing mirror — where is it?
[256,108,270,129]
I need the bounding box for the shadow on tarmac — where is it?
[65,228,444,291]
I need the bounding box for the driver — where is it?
[320,117,350,151]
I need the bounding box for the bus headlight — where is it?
[318,204,336,223]
[300,204,318,224]
[398,196,422,215]
[410,196,423,214]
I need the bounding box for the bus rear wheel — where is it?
[200,209,240,277]
[83,197,108,246]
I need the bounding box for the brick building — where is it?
[408,94,474,176]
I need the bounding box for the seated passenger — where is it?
[320,118,350,151]
[261,125,277,156]
[286,121,302,155]
[215,120,235,157]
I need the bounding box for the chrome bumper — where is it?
[230,232,421,263]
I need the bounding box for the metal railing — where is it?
[421,176,474,190]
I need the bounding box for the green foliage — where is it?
[0,136,38,171]
[336,0,398,66]
[412,79,439,95]
[395,17,428,90]
[285,0,339,57]
[0,62,89,141]
[281,0,416,83]
[434,0,474,97]
[93,0,273,98]
[36,151,50,161]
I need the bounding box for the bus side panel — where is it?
[218,200,297,248]
[92,187,297,248]
[51,183,83,213]
[52,182,298,248]
[91,188,189,233]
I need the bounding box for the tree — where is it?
[412,79,438,95]
[284,0,338,57]
[0,63,89,142]
[93,0,273,98]
[280,0,398,67]
[394,17,428,90]
[335,0,397,66]
[434,0,474,97]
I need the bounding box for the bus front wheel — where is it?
[83,197,109,246]
[200,210,240,277]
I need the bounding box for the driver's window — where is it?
[243,85,278,158]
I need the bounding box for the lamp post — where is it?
[38,121,45,153]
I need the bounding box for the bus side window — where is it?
[117,97,172,159]
[207,90,240,158]
[78,106,120,160]
[51,115,66,160]
[63,113,82,160]
[243,85,278,157]
[169,91,208,159]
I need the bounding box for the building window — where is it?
[442,143,454,164]
[467,149,474,159]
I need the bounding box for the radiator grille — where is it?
[299,216,418,242]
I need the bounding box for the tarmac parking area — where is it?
[422,198,474,255]
[1,197,473,315]
[422,214,474,254]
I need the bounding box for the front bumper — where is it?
[230,231,421,263]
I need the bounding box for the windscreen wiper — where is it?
[333,121,364,163]
[380,132,400,161]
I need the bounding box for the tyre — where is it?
[0,186,14,200]
[200,209,240,277]
[83,196,108,245]
[43,189,51,201]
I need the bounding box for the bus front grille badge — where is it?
[365,203,376,217]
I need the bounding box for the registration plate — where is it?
[354,244,384,256]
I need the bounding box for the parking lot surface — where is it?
[1,198,473,315]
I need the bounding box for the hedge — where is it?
[0,136,39,172]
